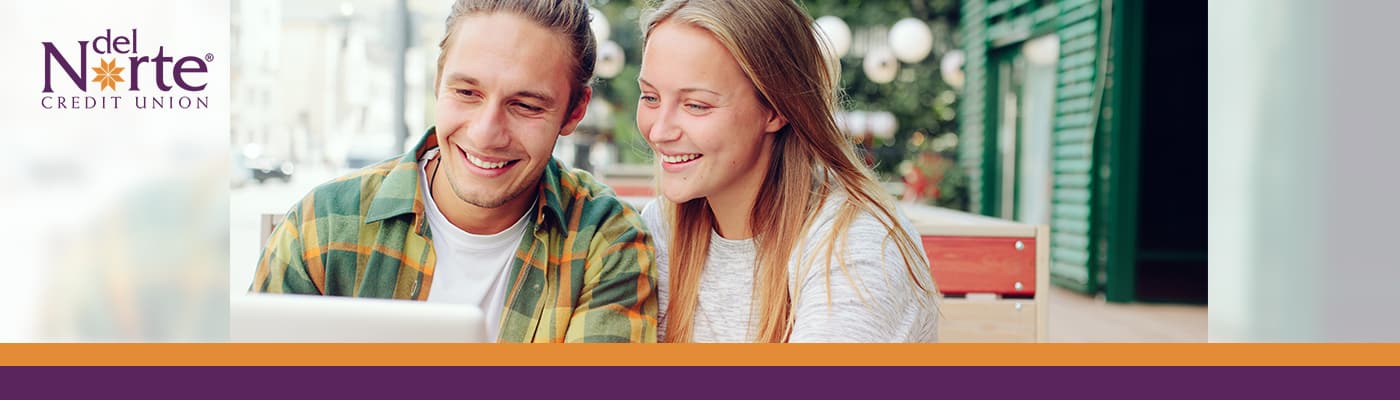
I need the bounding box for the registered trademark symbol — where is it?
[205,53,214,62]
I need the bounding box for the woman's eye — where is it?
[684,103,711,112]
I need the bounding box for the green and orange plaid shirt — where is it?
[251,129,657,342]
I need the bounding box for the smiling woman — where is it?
[637,0,939,343]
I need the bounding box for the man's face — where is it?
[434,12,589,210]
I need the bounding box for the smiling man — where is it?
[251,0,656,343]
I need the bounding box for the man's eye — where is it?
[515,102,544,113]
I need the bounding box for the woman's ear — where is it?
[763,109,788,134]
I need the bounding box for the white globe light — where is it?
[863,48,899,84]
[846,111,868,136]
[591,97,612,120]
[813,16,851,58]
[589,7,610,43]
[594,40,625,79]
[889,18,933,63]
[940,49,966,89]
[869,111,898,140]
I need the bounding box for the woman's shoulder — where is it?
[800,190,929,279]
[807,191,918,239]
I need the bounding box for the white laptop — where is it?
[230,294,489,343]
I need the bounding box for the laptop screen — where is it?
[230,294,488,343]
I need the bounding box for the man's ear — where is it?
[763,107,788,134]
[559,87,593,137]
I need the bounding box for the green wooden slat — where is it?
[1056,111,1093,128]
[1060,18,1096,39]
[988,21,1009,40]
[1056,96,1093,113]
[1034,4,1062,24]
[987,0,1011,17]
[963,0,985,12]
[1053,205,1091,222]
[1054,157,1092,173]
[1057,81,1093,100]
[1053,231,1090,249]
[962,0,985,15]
[1058,51,1096,71]
[1060,0,1096,12]
[1060,1,1099,25]
[1059,65,1095,84]
[1060,34,1097,55]
[1055,142,1092,158]
[1053,217,1090,235]
[1055,173,1093,188]
[1054,187,1091,203]
[1052,261,1090,285]
[1053,247,1090,265]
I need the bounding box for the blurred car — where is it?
[345,133,400,170]
[239,143,294,184]
[249,158,295,184]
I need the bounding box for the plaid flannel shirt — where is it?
[251,129,657,342]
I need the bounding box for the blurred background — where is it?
[1210,0,1400,342]
[227,0,1206,342]
[20,0,1400,344]
[1,0,230,341]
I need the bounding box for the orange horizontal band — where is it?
[1,343,1398,366]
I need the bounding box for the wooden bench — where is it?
[901,203,1049,342]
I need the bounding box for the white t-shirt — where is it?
[419,149,532,341]
[641,193,938,342]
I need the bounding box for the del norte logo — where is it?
[41,28,211,110]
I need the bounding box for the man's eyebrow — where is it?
[445,73,556,105]
[638,77,721,96]
[444,73,478,86]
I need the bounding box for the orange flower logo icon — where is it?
[91,58,125,91]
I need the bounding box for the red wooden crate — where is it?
[610,184,655,197]
[922,235,1036,297]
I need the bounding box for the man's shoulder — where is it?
[551,163,648,238]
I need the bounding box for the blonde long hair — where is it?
[644,0,937,342]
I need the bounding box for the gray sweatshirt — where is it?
[641,194,938,342]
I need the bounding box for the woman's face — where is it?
[637,21,787,205]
